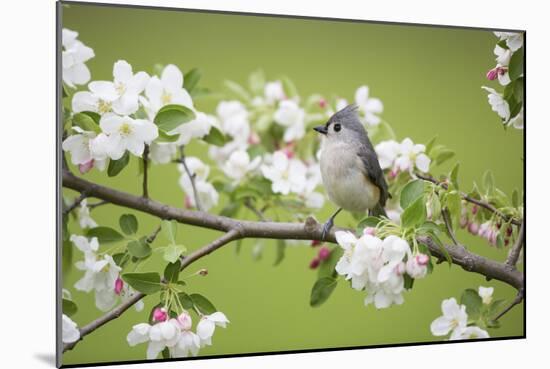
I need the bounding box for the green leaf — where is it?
[107,151,130,177]
[460,288,482,320]
[310,277,338,307]
[178,292,194,309]
[190,293,217,315]
[62,238,73,272]
[482,170,495,194]
[223,80,251,101]
[62,298,78,317]
[184,68,201,92]
[274,240,286,266]
[400,180,426,209]
[445,191,461,229]
[513,77,524,103]
[512,189,519,208]
[122,272,162,294]
[72,112,100,133]
[127,239,152,259]
[508,46,524,81]
[357,216,382,233]
[112,252,130,268]
[401,195,427,228]
[154,104,195,132]
[421,233,451,265]
[425,136,437,155]
[86,226,124,243]
[248,69,265,95]
[450,163,460,189]
[164,260,181,283]
[119,214,138,235]
[220,202,241,217]
[404,274,414,290]
[435,150,455,166]
[488,298,507,317]
[162,220,178,244]
[156,129,180,143]
[163,244,186,263]
[281,76,298,98]
[202,126,228,146]
[318,247,344,278]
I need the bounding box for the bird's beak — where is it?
[313,125,328,135]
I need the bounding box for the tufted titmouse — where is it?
[314,104,390,239]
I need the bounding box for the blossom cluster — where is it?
[127,309,229,359]
[482,32,524,129]
[460,204,515,247]
[70,235,144,312]
[375,137,431,175]
[334,230,429,309]
[178,157,219,211]
[430,287,492,340]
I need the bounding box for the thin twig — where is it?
[244,198,269,221]
[506,220,525,267]
[88,200,109,210]
[176,147,203,212]
[493,288,524,321]
[62,229,241,352]
[142,145,149,199]
[441,208,460,246]
[63,192,87,216]
[146,224,162,244]
[416,172,521,226]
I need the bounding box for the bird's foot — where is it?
[321,218,335,241]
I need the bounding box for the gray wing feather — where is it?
[357,146,390,207]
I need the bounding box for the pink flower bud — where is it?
[460,216,468,229]
[311,239,321,247]
[318,247,331,261]
[506,226,513,237]
[176,312,192,330]
[248,132,261,145]
[318,98,327,108]
[282,147,294,159]
[389,169,399,179]
[416,253,430,266]
[497,66,508,76]
[184,195,193,209]
[152,307,168,322]
[505,238,510,246]
[471,205,478,215]
[395,262,406,275]
[486,68,498,81]
[114,276,124,295]
[78,160,94,174]
[468,222,479,235]
[309,257,320,269]
[363,227,376,236]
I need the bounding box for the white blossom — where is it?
[430,298,468,336]
[355,86,383,126]
[222,150,261,183]
[149,142,177,164]
[493,45,512,86]
[394,138,431,173]
[375,140,400,170]
[478,286,494,305]
[508,107,524,130]
[62,314,80,344]
[169,112,216,146]
[62,28,94,87]
[77,199,97,229]
[264,80,285,104]
[62,127,107,172]
[143,64,194,118]
[494,32,523,52]
[196,312,230,347]
[274,100,305,142]
[216,100,250,142]
[99,114,158,160]
[261,151,307,195]
[481,86,510,122]
[450,326,490,340]
[178,158,219,211]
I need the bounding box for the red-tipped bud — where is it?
[318,98,328,108]
[471,205,478,215]
[506,226,513,237]
[416,254,430,266]
[152,307,168,322]
[311,239,321,247]
[114,276,124,295]
[79,160,94,174]
[309,257,320,269]
[468,222,479,235]
[248,132,261,145]
[318,247,331,261]
[486,68,498,81]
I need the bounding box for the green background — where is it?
[61,2,524,366]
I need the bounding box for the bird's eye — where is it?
[333,123,341,132]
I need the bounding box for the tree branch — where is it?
[175,147,203,212]
[493,287,524,321]
[142,145,149,199]
[506,220,525,267]
[63,170,524,290]
[63,229,241,353]
[415,173,521,226]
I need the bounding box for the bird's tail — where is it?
[370,203,387,218]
